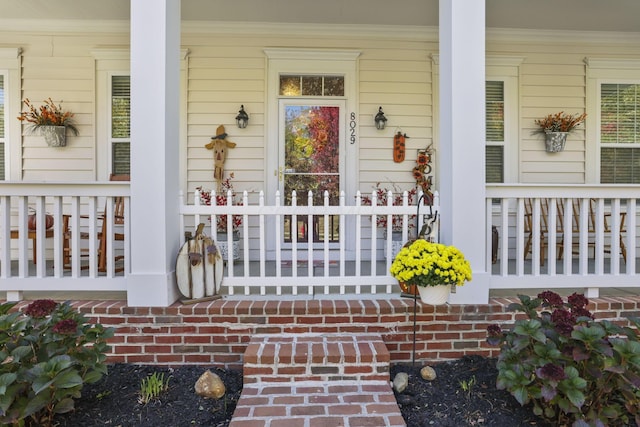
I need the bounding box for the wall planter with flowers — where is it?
[534,111,586,153]
[17,98,79,147]
[390,239,472,304]
[196,173,243,260]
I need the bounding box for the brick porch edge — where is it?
[8,296,640,369]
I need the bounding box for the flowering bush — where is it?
[361,183,417,232]
[390,239,472,287]
[0,300,113,426]
[197,173,243,232]
[534,111,586,134]
[486,291,640,426]
[17,98,79,135]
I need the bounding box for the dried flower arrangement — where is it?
[534,111,586,134]
[196,173,243,232]
[17,98,79,135]
[361,183,417,232]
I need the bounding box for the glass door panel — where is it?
[280,103,343,243]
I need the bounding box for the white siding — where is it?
[1,25,639,189]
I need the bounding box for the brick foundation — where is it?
[9,296,640,369]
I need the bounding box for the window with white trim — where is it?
[600,82,640,183]
[111,74,130,175]
[435,55,521,184]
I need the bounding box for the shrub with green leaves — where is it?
[486,291,640,427]
[0,299,114,426]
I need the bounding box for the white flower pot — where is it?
[417,284,451,305]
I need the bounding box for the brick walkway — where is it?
[229,334,406,427]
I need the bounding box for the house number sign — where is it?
[349,112,356,144]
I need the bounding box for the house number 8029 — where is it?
[349,112,356,144]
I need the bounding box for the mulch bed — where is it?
[53,356,554,427]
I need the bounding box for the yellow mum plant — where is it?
[390,239,472,287]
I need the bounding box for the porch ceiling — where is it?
[0,0,639,33]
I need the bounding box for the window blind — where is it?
[486,81,504,183]
[111,75,130,174]
[600,83,640,183]
[111,75,130,139]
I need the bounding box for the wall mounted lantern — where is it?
[374,106,387,130]
[235,105,249,129]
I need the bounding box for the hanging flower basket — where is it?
[41,126,67,147]
[390,239,472,303]
[17,98,79,147]
[534,112,586,153]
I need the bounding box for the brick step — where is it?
[229,381,406,427]
[243,333,391,384]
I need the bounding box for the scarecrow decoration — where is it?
[205,125,237,190]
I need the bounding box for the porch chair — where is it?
[63,174,128,272]
[97,174,128,272]
[558,198,626,262]
[523,198,564,266]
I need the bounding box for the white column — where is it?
[127,0,181,306]
[439,0,490,304]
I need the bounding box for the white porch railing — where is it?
[0,182,130,300]
[2,183,638,301]
[487,184,639,297]
[180,190,438,296]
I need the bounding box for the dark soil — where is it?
[54,356,551,427]
[54,365,243,427]
[392,355,553,427]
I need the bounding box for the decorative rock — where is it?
[194,370,225,399]
[393,372,409,393]
[420,365,437,381]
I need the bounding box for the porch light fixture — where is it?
[235,105,249,129]
[374,106,387,130]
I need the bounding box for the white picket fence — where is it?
[179,190,439,296]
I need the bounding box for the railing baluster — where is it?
[562,198,572,274]
[307,191,313,291]
[0,196,11,279]
[52,197,63,278]
[291,190,298,292]
[355,191,362,279]
[625,198,636,275]
[339,191,345,295]
[370,191,377,279]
